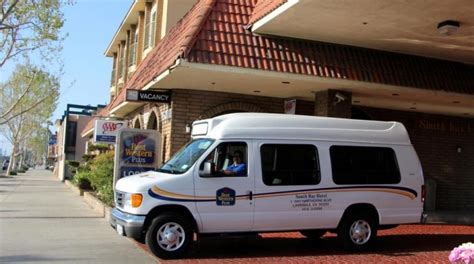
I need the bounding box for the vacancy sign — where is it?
[94,120,126,144]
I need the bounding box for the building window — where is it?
[144,7,157,50]
[118,46,125,79]
[261,144,320,186]
[330,146,401,185]
[65,121,77,149]
[110,67,116,87]
[129,29,138,67]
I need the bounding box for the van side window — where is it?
[330,146,401,184]
[261,144,320,186]
[200,142,248,177]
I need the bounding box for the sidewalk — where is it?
[0,169,156,263]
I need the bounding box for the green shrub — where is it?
[21,165,29,171]
[82,154,96,163]
[88,143,110,154]
[9,171,17,175]
[88,152,115,206]
[16,169,26,173]
[67,161,80,168]
[66,160,80,175]
[73,170,92,190]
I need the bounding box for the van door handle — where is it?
[247,191,253,200]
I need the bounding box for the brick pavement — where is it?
[135,224,474,263]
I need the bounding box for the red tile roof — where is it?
[247,0,287,26]
[118,0,474,107]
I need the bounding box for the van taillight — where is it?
[421,185,426,203]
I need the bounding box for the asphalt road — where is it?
[0,169,156,263]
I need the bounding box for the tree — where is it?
[26,126,49,165]
[0,64,59,175]
[0,0,67,69]
[0,0,68,124]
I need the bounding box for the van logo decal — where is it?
[216,188,236,206]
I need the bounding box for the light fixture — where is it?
[456,146,462,153]
[185,124,191,134]
[253,90,261,93]
[281,81,290,84]
[437,20,460,36]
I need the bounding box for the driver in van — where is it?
[222,150,246,176]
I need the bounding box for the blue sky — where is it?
[0,0,131,155]
[56,0,131,120]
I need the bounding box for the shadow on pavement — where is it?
[182,233,472,259]
[0,255,83,263]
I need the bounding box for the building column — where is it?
[314,89,352,118]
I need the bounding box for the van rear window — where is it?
[330,146,401,184]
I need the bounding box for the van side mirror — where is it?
[200,161,216,177]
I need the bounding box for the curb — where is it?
[83,192,106,217]
[63,179,112,221]
[64,180,84,196]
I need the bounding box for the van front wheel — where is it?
[338,213,377,251]
[145,213,193,259]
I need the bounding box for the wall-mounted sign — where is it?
[94,120,126,143]
[284,99,296,114]
[417,119,473,134]
[113,128,161,186]
[126,89,171,103]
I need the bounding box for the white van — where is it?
[110,113,425,259]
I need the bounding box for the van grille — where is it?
[115,191,124,208]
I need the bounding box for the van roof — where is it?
[193,113,412,145]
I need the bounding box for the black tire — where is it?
[337,213,377,251]
[145,213,193,259]
[300,229,327,239]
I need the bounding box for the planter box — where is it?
[64,180,113,220]
[64,180,84,196]
[83,192,105,217]
[83,192,113,219]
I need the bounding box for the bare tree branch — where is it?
[0,90,56,125]
[0,71,37,121]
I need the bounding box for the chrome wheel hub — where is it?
[349,220,371,245]
[157,222,185,251]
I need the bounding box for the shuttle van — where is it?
[110,113,425,259]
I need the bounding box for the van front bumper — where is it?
[110,207,145,239]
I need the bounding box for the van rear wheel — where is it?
[300,229,326,239]
[145,213,193,259]
[338,213,377,251]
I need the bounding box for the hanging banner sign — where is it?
[113,128,161,186]
[94,120,126,144]
[126,89,171,103]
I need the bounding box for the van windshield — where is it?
[158,139,214,174]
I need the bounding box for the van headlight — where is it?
[124,193,143,208]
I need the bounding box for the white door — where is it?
[194,141,254,233]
